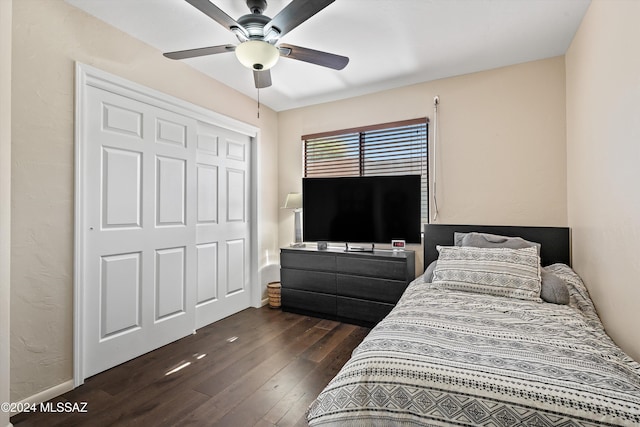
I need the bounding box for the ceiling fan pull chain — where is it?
[257,88,260,119]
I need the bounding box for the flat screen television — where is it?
[302,175,422,244]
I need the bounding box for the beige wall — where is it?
[1,1,13,426]
[566,0,640,361]
[278,56,568,271]
[11,0,279,401]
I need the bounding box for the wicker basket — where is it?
[267,281,281,308]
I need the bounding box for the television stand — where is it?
[345,242,375,252]
[280,246,415,326]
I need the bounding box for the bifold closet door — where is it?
[79,72,253,379]
[82,86,198,377]
[193,121,252,329]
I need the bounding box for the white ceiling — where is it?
[65,0,590,112]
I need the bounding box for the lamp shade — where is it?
[283,192,302,210]
[235,40,280,71]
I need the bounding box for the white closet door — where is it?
[194,122,252,328]
[82,86,198,378]
[77,66,255,380]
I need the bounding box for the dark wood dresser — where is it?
[280,247,415,326]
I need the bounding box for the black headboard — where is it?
[423,224,571,269]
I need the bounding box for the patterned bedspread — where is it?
[307,264,640,426]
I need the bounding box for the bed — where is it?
[307,224,640,426]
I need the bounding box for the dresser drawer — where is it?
[337,274,408,304]
[337,296,394,325]
[281,251,336,272]
[282,288,336,316]
[337,257,408,280]
[281,268,336,294]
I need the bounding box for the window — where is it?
[303,118,428,224]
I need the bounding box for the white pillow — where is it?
[432,245,542,301]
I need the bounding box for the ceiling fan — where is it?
[164,0,349,88]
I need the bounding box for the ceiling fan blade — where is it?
[264,0,335,39]
[185,0,248,37]
[279,44,349,70]
[253,69,272,89]
[164,44,236,60]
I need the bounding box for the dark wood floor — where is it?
[11,307,370,427]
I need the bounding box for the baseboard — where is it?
[261,297,269,307]
[11,380,74,416]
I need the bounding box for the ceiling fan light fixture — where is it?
[235,40,279,71]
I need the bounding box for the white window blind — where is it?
[303,118,428,223]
